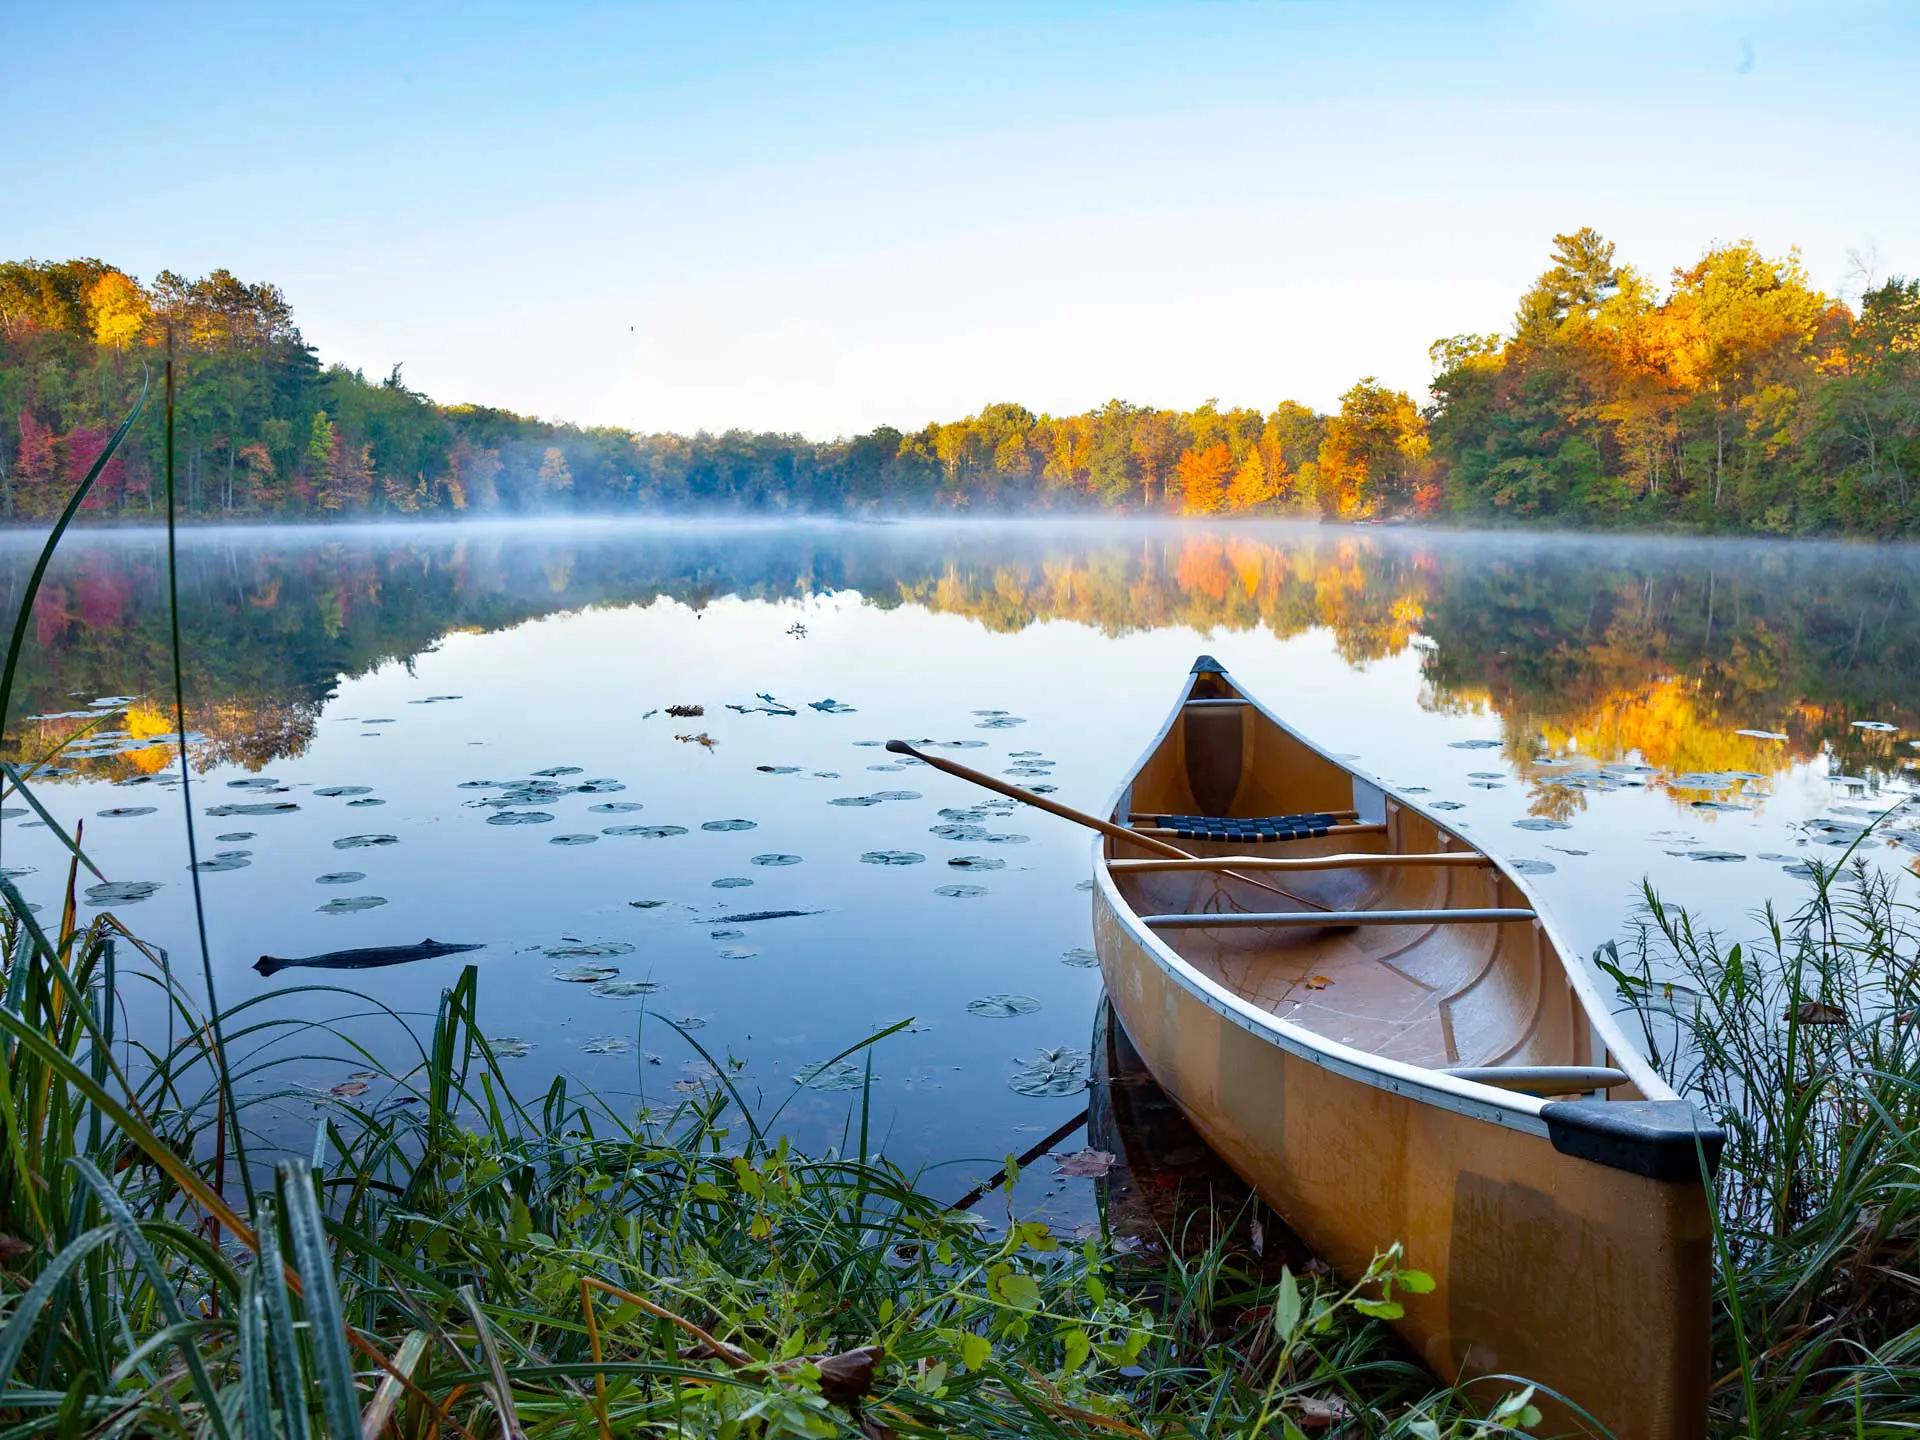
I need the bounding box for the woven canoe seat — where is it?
[1151,813,1339,843]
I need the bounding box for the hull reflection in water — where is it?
[1094,656,1721,1440]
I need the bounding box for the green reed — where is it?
[1600,857,1920,1437]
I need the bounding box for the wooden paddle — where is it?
[884,740,1331,911]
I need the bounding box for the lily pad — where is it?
[1449,739,1501,750]
[333,834,398,849]
[936,884,989,898]
[948,855,1005,870]
[488,1037,533,1058]
[315,872,365,885]
[534,765,585,777]
[1512,818,1570,831]
[701,819,757,832]
[1852,720,1898,733]
[217,832,256,842]
[716,946,758,959]
[629,899,668,908]
[829,795,882,807]
[580,1036,631,1054]
[793,1059,869,1091]
[206,802,299,817]
[869,790,922,801]
[97,806,156,818]
[84,881,161,905]
[757,765,803,774]
[751,853,803,866]
[967,993,1040,1017]
[1025,784,1059,794]
[486,810,555,826]
[315,786,374,797]
[603,825,687,838]
[553,964,621,983]
[547,941,637,959]
[318,896,388,914]
[983,833,1030,845]
[1467,781,1504,790]
[712,877,754,889]
[1688,850,1746,863]
[1691,800,1753,813]
[1509,859,1556,876]
[1735,729,1788,741]
[1009,1046,1089,1097]
[347,798,385,807]
[931,823,990,841]
[1060,946,1099,968]
[860,850,925,866]
[226,777,285,790]
[939,807,988,822]
[592,980,660,998]
[975,716,1026,729]
[590,802,645,813]
[193,855,251,873]
[550,834,599,846]
[574,779,626,793]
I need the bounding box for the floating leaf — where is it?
[313,872,366,888]
[534,765,585,777]
[603,824,687,838]
[550,833,599,846]
[83,881,160,905]
[1510,859,1556,876]
[1467,781,1505,790]
[793,1059,869,1091]
[329,1080,369,1099]
[701,818,757,832]
[860,850,925,866]
[629,899,667,908]
[487,810,555,826]
[1688,850,1746,863]
[750,853,802,866]
[869,790,922,801]
[1053,1149,1115,1178]
[1852,721,1898,733]
[590,801,645,813]
[939,807,987,822]
[547,941,636,959]
[333,834,398,849]
[1512,818,1569,831]
[346,797,385,807]
[315,786,373,797]
[216,831,256,841]
[1448,739,1501,750]
[983,833,1030,845]
[1735,729,1788,741]
[829,795,882,807]
[1691,800,1753,813]
[581,1036,632,1054]
[193,855,251,873]
[97,806,156,818]
[968,993,1040,1017]
[1009,1047,1089,1097]
[948,855,1005,871]
[808,699,856,713]
[226,777,285,790]
[554,964,621,983]
[936,884,989,898]
[712,877,754,889]
[931,823,990,841]
[206,802,299,817]
[1060,946,1098,968]
[975,716,1025,729]
[716,946,758,959]
[592,980,660,998]
[757,765,802,774]
[488,1037,532,1058]
[317,896,387,914]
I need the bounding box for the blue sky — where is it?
[5,1,1916,436]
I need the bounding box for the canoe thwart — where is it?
[1443,1065,1631,1095]
[1130,822,1387,842]
[1137,811,1347,843]
[1542,1099,1726,1181]
[1182,697,1253,708]
[1140,907,1537,929]
[1108,851,1492,873]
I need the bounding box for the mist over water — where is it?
[3,518,1916,1199]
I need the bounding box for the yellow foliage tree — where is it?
[1173,443,1234,514]
[84,271,150,350]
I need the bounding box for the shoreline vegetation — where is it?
[4,229,1918,536]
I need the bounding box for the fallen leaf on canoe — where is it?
[1788,1000,1849,1025]
[1304,975,1333,990]
[329,1080,369,1099]
[665,704,704,718]
[1052,1148,1115,1178]
[675,732,716,749]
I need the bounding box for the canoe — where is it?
[1092,656,1722,1440]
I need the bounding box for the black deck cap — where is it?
[1190,654,1227,674]
[1542,1100,1725,1182]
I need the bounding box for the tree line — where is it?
[2,230,1916,532]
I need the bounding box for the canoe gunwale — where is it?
[1096,656,1683,1137]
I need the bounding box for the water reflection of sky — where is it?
[3,520,1917,1203]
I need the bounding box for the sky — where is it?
[4,1,1917,438]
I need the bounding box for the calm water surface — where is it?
[4,519,1917,1206]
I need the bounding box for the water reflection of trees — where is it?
[3,527,1916,785]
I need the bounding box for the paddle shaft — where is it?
[884,740,1331,910]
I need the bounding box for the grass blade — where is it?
[278,1160,363,1440]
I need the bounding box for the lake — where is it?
[3,518,1917,1210]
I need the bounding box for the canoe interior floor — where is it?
[1115,848,1562,1072]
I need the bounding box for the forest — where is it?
[2,229,1917,533]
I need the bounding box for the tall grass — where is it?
[1601,856,1920,1437]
